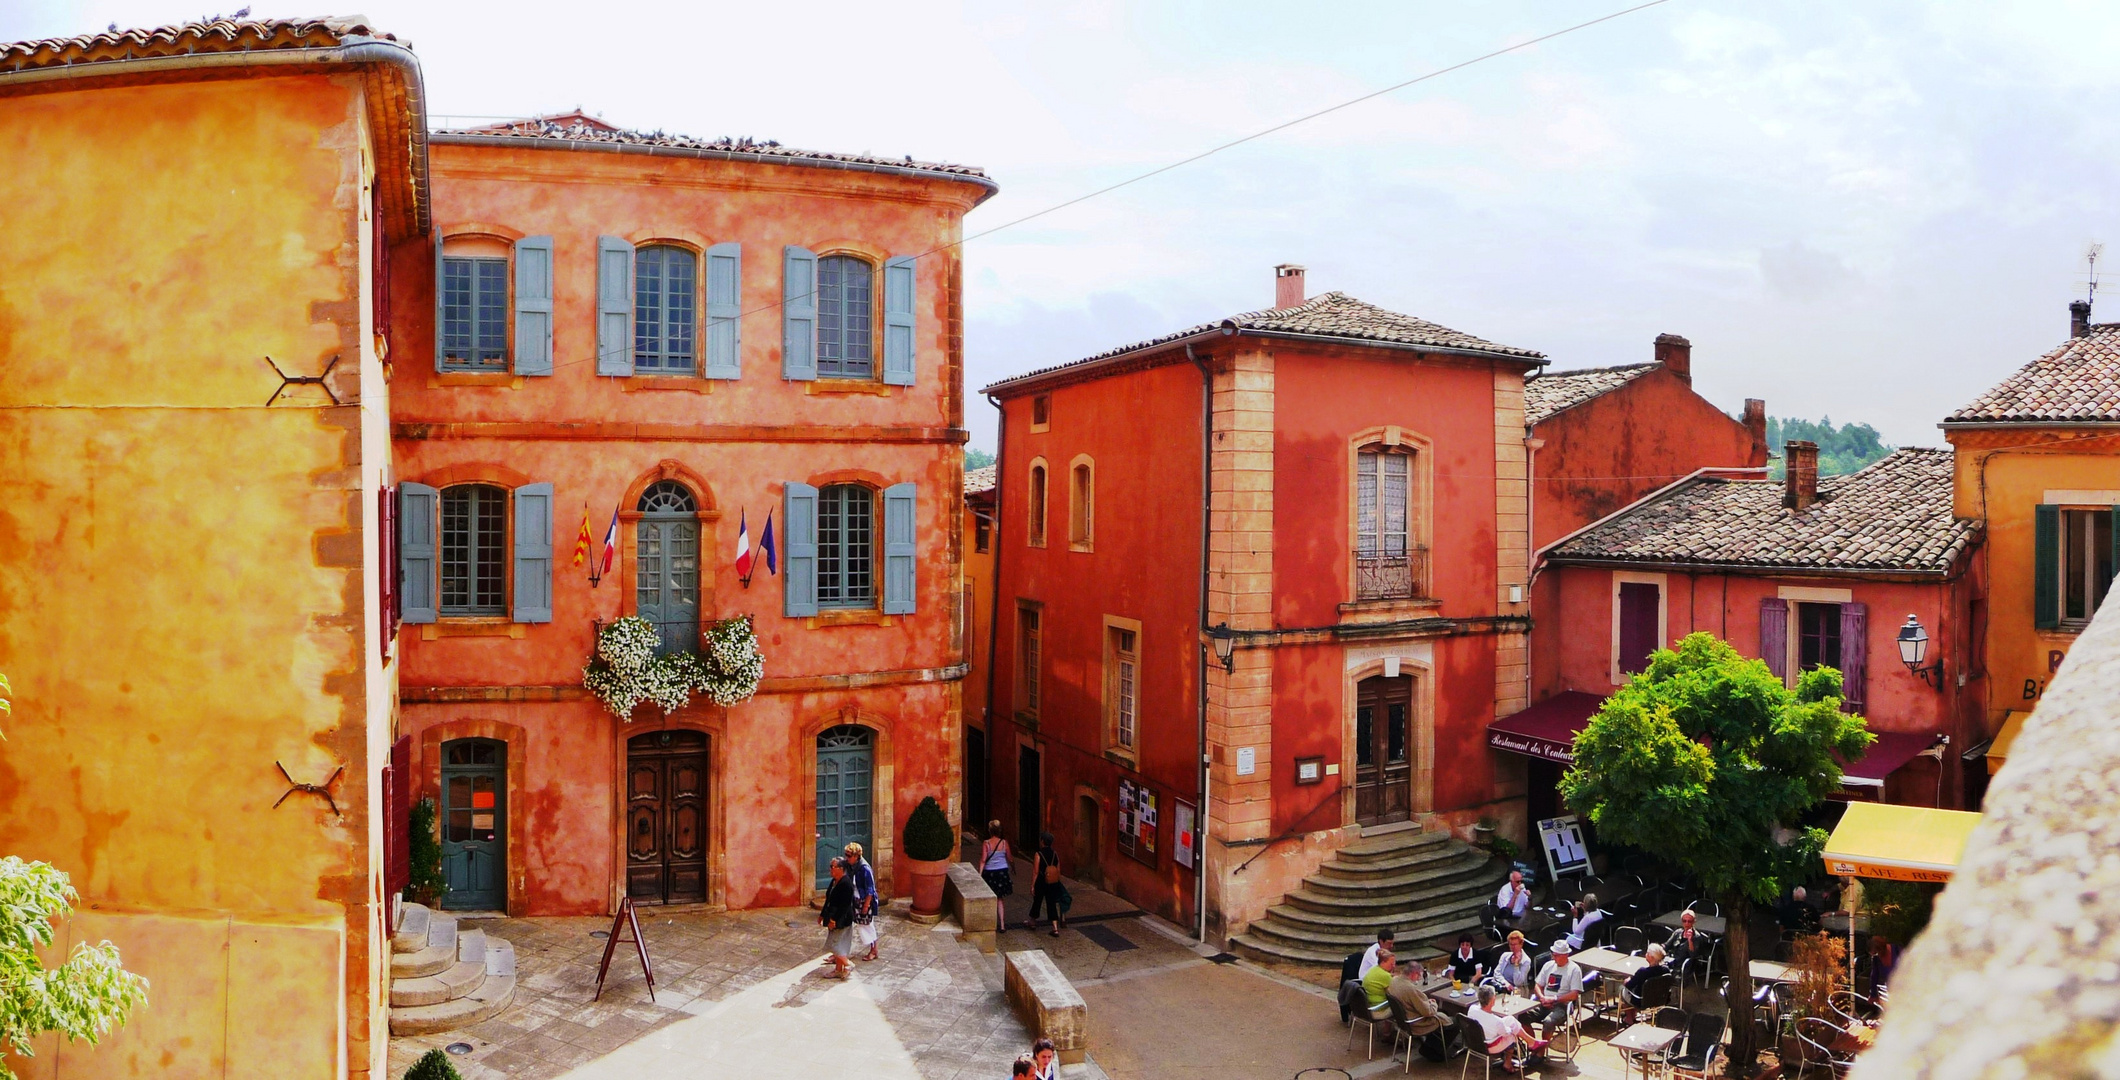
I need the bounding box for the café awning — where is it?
[1822,801,1981,882]
[1985,711,2031,776]
[1837,731,1943,789]
[1488,691,1606,764]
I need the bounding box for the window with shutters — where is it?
[635,480,701,652]
[1017,602,1043,720]
[440,484,508,616]
[2058,507,2114,627]
[816,255,874,379]
[1069,456,1094,551]
[440,254,508,370]
[1104,618,1140,757]
[1611,573,1665,683]
[634,245,697,373]
[817,483,876,609]
[974,512,992,555]
[1797,602,1844,671]
[1028,460,1049,548]
[1354,447,1425,600]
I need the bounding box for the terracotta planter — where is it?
[907,856,950,915]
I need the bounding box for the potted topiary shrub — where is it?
[901,795,956,917]
[404,1048,463,1080]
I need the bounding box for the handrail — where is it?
[1234,795,1347,875]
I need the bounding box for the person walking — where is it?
[1026,832,1068,936]
[818,856,857,980]
[1010,1057,1034,1078]
[980,820,1015,909]
[844,841,881,962]
[1029,1037,1059,1080]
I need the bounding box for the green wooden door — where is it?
[440,738,506,910]
[815,725,873,889]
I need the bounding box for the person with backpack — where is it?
[1026,831,1069,936]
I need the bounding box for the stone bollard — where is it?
[1003,948,1087,1065]
[944,862,999,952]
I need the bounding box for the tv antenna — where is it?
[2088,242,2104,307]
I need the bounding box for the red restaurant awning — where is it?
[1488,692,1607,764]
[1837,730,1943,789]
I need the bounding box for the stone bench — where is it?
[1004,948,1087,1065]
[945,862,1000,951]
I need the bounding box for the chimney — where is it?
[1275,264,1306,309]
[1742,398,1766,450]
[1784,440,1819,511]
[1654,333,1692,383]
[2071,299,2092,339]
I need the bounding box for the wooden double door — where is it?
[1354,675,1415,826]
[627,730,709,906]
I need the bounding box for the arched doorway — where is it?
[816,725,874,889]
[1354,675,1415,826]
[1074,793,1102,886]
[626,729,709,905]
[636,480,701,652]
[440,738,506,910]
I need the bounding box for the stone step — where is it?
[1316,844,1477,881]
[391,903,431,954]
[1245,909,1487,953]
[1272,881,1499,926]
[387,973,517,1036]
[1228,933,1445,968]
[1305,852,1497,897]
[390,959,488,1007]
[1282,874,1497,915]
[1334,829,1452,862]
[390,941,457,980]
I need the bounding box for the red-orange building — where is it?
[981,267,1541,951]
[388,114,995,915]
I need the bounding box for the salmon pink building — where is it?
[981,266,1541,955]
[388,114,995,917]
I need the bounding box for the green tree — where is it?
[1764,415,1893,477]
[1560,633,1869,1075]
[964,447,995,471]
[1,859,151,1078]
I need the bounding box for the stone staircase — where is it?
[1231,827,1508,967]
[388,902,517,1036]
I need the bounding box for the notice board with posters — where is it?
[1173,800,1196,869]
[1117,778,1158,865]
[1538,815,1591,881]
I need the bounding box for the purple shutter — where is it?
[1761,598,1789,681]
[1618,582,1660,676]
[1839,602,1867,712]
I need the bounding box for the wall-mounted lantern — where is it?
[1897,614,1944,690]
[1208,623,1237,673]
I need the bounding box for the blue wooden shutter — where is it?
[705,242,742,379]
[597,236,635,376]
[783,246,818,381]
[399,482,438,624]
[1760,597,1788,681]
[784,482,819,617]
[1839,601,1867,711]
[431,232,447,373]
[882,256,916,386]
[512,482,554,623]
[2035,504,2060,629]
[513,236,554,375]
[882,482,917,615]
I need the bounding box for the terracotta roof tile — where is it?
[0,17,390,70]
[1949,324,2120,423]
[964,465,996,496]
[1547,448,1977,574]
[1525,363,1659,424]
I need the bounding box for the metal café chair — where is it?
[1612,924,1650,956]
[1454,1014,1509,1080]
[1794,1015,1860,1078]
[1666,1012,1726,1079]
[1348,995,1394,1059]
[1828,988,1881,1028]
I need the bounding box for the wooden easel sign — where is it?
[593,896,657,1003]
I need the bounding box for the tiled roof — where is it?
[964,465,997,496]
[1547,448,1978,574]
[0,17,390,70]
[1948,324,2120,423]
[984,291,1542,394]
[435,112,994,188]
[1525,363,1659,424]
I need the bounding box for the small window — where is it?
[1107,626,1138,752]
[440,255,508,370]
[440,484,507,616]
[1028,464,1049,547]
[1355,449,1417,599]
[1797,601,1843,671]
[1616,580,1660,677]
[635,245,697,372]
[818,483,876,609]
[1031,394,1051,430]
[1017,604,1042,719]
[1070,462,1093,549]
[2060,508,2114,625]
[817,255,874,379]
[974,513,992,555]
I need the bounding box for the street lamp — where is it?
[1207,623,1237,673]
[1897,614,1943,690]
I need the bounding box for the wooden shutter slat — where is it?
[597,236,635,376]
[2035,504,2060,630]
[399,482,439,624]
[1839,601,1867,711]
[512,482,555,623]
[1760,597,1788,681]
[783,246,818,381]
[705,242,742,380]
[513,235,554,376]
[784,482,820,616]
[882,255,916,386]
[883,482,917,615]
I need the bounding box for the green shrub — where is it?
[1860,877,1941,948]
[403,1049,463,1080]
[901,796,956,862]
[1488,836,1521,862]
[406,797,445,906]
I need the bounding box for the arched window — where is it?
[1070,459,1093,549]
[818,483,875,608]
[816,256,873,379]
[635,245,697,372]
[1028,463,1048,547]
[1355,447,1420,600]
[636,480,701,652]
[440,484,508,615]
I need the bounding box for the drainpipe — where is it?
[1187,343,1213,943]
[983,393,1007,837]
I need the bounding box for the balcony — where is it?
[1355,547,1429,602]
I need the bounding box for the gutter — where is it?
[431,132,1000,208]
[1540,556,1962,581]
[1186,343,1212,945]
[1939,421,2120,431]
[983,394,1007,830]
[0,37,431,235]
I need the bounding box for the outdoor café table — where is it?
[1610,1023,1684,1080]
[1426,982,1541,1019]
[1652,909,1729,936]
[1750,959,1799,985]
[1575,947,1650,979]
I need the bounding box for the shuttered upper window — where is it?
[440,257,508,370]
[818,483,876,609]
[817,256,874,379]
[635,245,697,373]
[440,484,507,615]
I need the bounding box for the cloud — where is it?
[1759,242,1857,302]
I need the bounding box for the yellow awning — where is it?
[1822,802,1982,883]
[1986,710,2031,776]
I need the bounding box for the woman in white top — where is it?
[1030,1037,1059,1080]
[979,820,1015,902]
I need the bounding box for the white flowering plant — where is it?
[583,615,763,720]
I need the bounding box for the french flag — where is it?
[599,508,620,579]
[734,511,754,579]
[760,510,778,576]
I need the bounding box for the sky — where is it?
[11,0,2120,452]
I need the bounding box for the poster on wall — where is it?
[1117,780,1138,855]
[1173,800,1197,869]
[1137,787,1158,855]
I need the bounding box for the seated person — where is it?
[1523,940,1585,1029]
[1359,927,1397,979]
[1565,894,1605,950]
[1448,933,1486,984]
[1387,966,1449,1039]
[1620,943,1671,1020]
[1489,930,1536,993]
[1777,885,1819,933]
[1361,950,1400,1010]
[1665,910,1711,975]
[1494,870,1532,926]
[1470,984,1549,1069]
